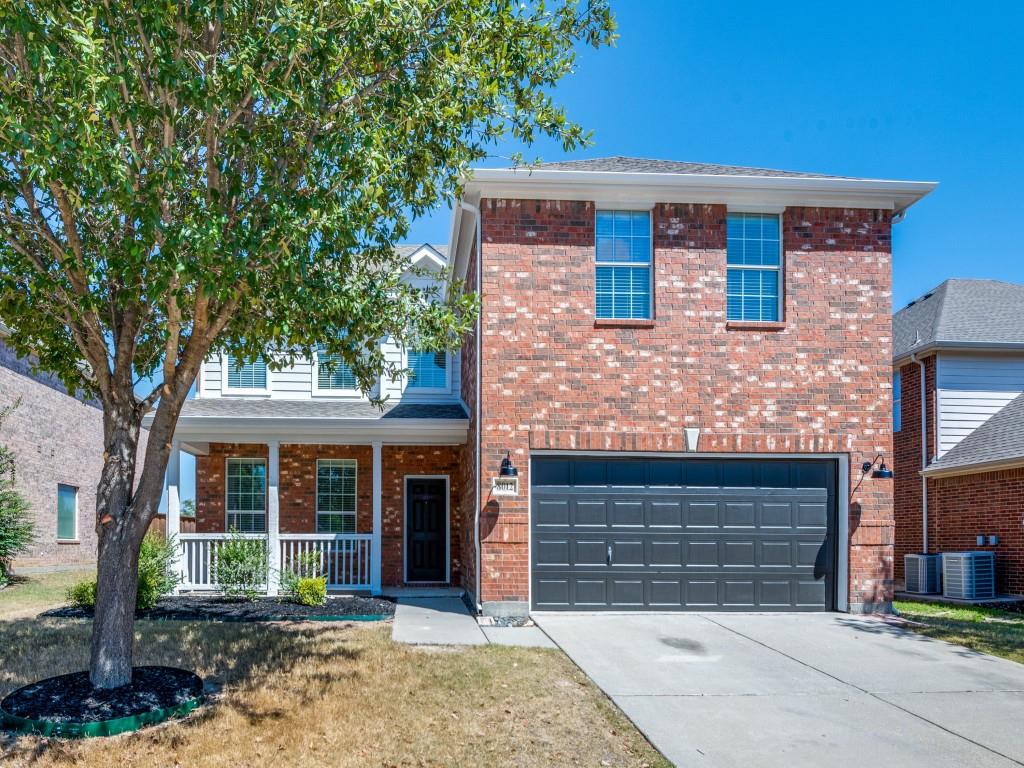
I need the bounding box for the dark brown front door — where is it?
[406,477,447,582]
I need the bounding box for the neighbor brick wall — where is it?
[930,468,1024,596]
[196,442,464,587]
[459,233,480,600]
[473,199,895,609]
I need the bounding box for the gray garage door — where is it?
[531,457,837,611]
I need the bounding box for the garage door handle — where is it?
[607,544,613,566]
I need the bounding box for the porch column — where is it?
[165,441,184,593]
[267,440,281,596]
[371,440,382,595]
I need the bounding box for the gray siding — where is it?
[937,353,1024,456]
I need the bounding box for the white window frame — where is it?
[316,458,358,534]
[220,352,271,396]
[311,348,363,398]
[594,207,654,321]
[725,209,784,323]
[403,347,452,394]
[225,457,267,533]
[893,370,902,433]
[56,483,78,541]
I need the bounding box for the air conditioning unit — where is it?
[904,553,942,594]
[942,552,996,600]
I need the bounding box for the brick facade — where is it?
[471,199,895,610]
[195,442,464,587]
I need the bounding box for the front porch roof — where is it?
[150,399,469,452]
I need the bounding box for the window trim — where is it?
[725,210,784,324]
[311,348,363,398]
[56,483,78,541]
[594,207,654,321]
[893,370,902,433]
[221,352,271,396]
[224,457,268,533]
[404,347,452,394]
[316,458,358,534]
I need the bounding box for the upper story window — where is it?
[726,212,782,322]
[894,371,902,432]
[226,458,266,532]
[408,349,449,390]
[314,346,359,394]
[57,483,77,541]
[595,210,652,320]
[225,354,268,391]
[317,459,357,533]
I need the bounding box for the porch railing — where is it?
[177,532,373,593]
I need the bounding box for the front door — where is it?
[405,477,448,582]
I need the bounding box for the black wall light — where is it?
[861,454,893,479]
[499,451,518,477]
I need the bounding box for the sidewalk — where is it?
[391,597,554,648]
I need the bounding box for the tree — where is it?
[180,499,195,518]
[0,1,615,687]
[0,400,34,585]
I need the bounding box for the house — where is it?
[162,158,936,616]
[0,322,105,568]
[893,279,1024,596]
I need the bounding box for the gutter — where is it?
[912,353,929,552]
[922,456,1024,479]
[893,340,1024,368]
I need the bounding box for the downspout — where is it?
[912,353,928,552]
[459,199,483,613]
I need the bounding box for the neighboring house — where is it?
[162,159,935,616]
[0,322,104,568]
[893,279,1024,596]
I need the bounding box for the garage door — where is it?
[530,457,837,611]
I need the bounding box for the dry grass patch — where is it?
[0,617,668,767]
[0,570,94,619]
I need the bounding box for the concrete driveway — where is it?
[536,613,1024,768]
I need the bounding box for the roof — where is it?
[894,279,1024,363]
[923,391,1024,477]
[179,398,466,420]
[534,156,844,178]
[395,243,448,260]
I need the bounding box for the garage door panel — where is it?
[531,457,836,611]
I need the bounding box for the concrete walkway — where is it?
[391,597,553,648]
[537,612,1024,768]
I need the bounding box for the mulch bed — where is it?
[1,666,203,737]
[44,594,396,622]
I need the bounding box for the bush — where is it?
[214,530,268,601]
[67,578,97,609]
[280,550,325,603]
[0,401,34,586]
[294,577,327,607]
[136,532,178,610]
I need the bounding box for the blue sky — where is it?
[407,1,1024,311]
[167,2,1022,506]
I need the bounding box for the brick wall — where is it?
[459,234,480,599]
[930,468,1024,595]
[473,199,895,610]
[196,442,464,587]
[893,357,937,583]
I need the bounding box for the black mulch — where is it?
[2,667,201,724]
[43,594,396,622]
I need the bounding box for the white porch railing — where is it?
[177,533,373,592]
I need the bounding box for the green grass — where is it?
[894,600,1024,664]
[0,568,93,618]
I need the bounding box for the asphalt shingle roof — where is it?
[927,391,1024,474]
[180,399,467,420]
[893,279,1024,362]
[534,156,846,178]
[394,243,448,260]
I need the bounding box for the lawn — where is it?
[894,600,1024,665]
[0,569,94,619]
[0,593,668,768]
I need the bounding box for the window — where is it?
[894,371,902,433]
[317,459,357,533]
[226,458,266,532]
[225,354,267,390]
[56,484,77,540]
[408,349,448,390]
[726,212,782,322]
[595,210,651,319]
[315,346,358,393]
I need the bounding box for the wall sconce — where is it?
[499,451,518,477]
[861,454,894,479]
[492,452,519,497]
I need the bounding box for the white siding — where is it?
[937,353,1024,456]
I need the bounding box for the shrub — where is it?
[67,578,97,609]
[136,532,178,610]
[214,530,268,601]
[0,401,33,586]
[280,550,325,603]
[294,577,327,607]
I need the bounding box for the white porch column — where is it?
[267,440,281,596]
[165,441,184,593]
[371,440,383,595]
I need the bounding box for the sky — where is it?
[167,2,1024,506]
